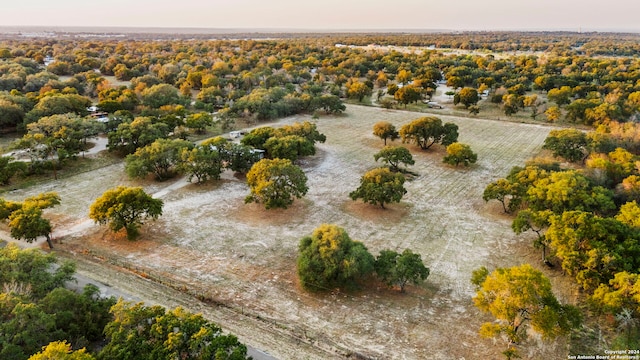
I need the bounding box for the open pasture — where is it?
[5,104,563,359]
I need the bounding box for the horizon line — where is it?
[1,25,639,35]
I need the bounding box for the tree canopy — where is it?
[472,264,582,357]
[297,224,375,291]
[89,186,163,240]
[349,167,407,208]
[245,158,308,209]
[399,117,458,150]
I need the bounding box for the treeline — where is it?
[483,121,640,350]
[0,244,249,360]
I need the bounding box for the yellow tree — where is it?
[245,158,308,209]
[472,264,581,359]
[89,186,163,240]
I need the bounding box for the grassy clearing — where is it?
[20,104,568,359]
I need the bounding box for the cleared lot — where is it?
[4,104,563,359]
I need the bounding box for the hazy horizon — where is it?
[4,0,640,33]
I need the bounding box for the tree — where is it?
[394,85,422,107]
[264,135,315,162]
[1,192,61,249]
[346,79,371,102]
[107,117,170,155]
[0,243,75,299]
[591,272,640,348]
[523,94,544,119]
[544,106,561,123]
[184,112,213,134]
[179,145,223,183]
[512,209,553,262]
[443,142,477,166]
[471,264,582,358]
[526,170,615,215]
[100,300,249,360]
[297,224,375,291]
[542,129,589,163]
[221,143,262,173]
[28,341,95,360]
[125,138,193,181]
[616,201,640,228]
[375,249,429,292]
[89,186,163,240]
[349,167,406,208]
[399,116,458,150]
[453,87,479,108]
[483,178,519,213]
[547,86,573,107]
[372,121,399,145]
[245,158,308,209]
[279,121,326,145]
[141,84,181,108]
[240,126,277,150]
[373,145,414,172]
[545,211,640,291]
[0,156,26,185]
[502,94,523,116]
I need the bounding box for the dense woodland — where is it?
[1,31,640,358]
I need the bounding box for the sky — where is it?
[3,0,640,32]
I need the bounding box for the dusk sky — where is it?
[3,0,640,32]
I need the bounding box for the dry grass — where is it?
[12,104,570,359]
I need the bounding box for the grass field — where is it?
[3,104,569,359]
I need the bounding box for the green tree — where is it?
[472,264,582,357]
[0,243,75,299]
[297,224,375,291]
[107,117,170,155]
[245,158,308,209]
[349,167,406,208]
[125,138,193,181]
[483,178,519,213]
[240,126,277,150]
[372,121,399,145]
[221,143,262,174]
[264,135,315,162]
[512,209,553,262]
[89,186,163,240]
[375,249,430,292]
[99,300,249,360]
[373,145,414,172]
[0,156,27,185]
[179,145,223,183]
[542,129,589,163]
[2,192,61,249]
[141,84,181,108]
[547,86,573,107]
[453,87,479,108]
[399,116,458,150]
[184,112,213,134]
[443,142,477,166]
